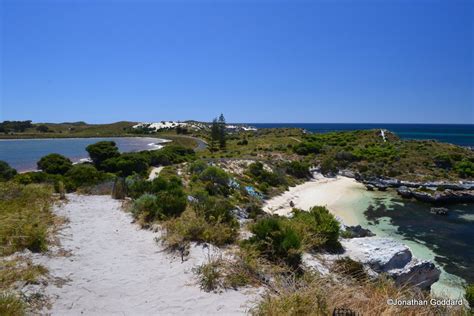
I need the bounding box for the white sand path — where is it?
[148,166,164,180]
[263,175,366,226]
[35,194,257,315]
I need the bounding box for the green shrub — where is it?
[465,284,474,308]
[198,166,231,195]
[102,153,149,176]
[293,142,322,155]
[162,208,238,249]
[248,162,286,187]
[454,160,474,178]
[86,141,120,167]
[289,207,341,252]
[0,293,25,316]
[144,145,195,166]
[0,161,17,181]
[64,164,103,189]
[0,183,54,255]
[248,217,302,268]
[131,193,159,222]
[194,258,222,292]
[284,161,309,178]
[155,188,187,218]
[191,192,237,225]
[189,160,208,174]
[37,153,72,175]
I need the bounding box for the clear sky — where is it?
[1,0,473,124]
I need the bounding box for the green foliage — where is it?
[188,160,208,174]
[101,153,148,176]
[465,284,474,308]
[0,161,17,181]
[194,259,222,292]
[131,194,160,222]
[155,188,187,217]
[35,124,50,133]
[284,161,310,178]
[37,153,72,175]
[289,207,341,252]
[454,160,474,178]
[162,208,238,248]
[64,164,103,189]
[319,157,338,175]
[191,191,237,226]
[198,166,231,195]
[248,162,286,187]
[144,145,195,166]
[0,293,25,316]
[86,141,120,167]
[0,120,32,133]
[248,217,302,268]
[293,141,322,155]
[0,183,53,255]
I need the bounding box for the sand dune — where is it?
[35,194,258,315]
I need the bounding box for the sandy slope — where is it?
[263,175,366,225]
[36,194,257,315]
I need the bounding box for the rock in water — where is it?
[344,225,375,238]
[430,207,449,216]
[341,237,440,290]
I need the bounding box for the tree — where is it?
[36,125,50,133]
[65,164,103,188]
[0,161,17,181]
[37,153,73,175]
[210,118,220,152]
[86,141,120,167]
[217,113,226,149]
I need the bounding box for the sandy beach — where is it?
[33,194,258,315]
[263,175,367,226]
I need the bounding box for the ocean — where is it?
[0,137,164,172]
[250,123,474,147]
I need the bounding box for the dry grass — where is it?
[252,271,467,316]
[0,183,55,256]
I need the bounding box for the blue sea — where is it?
[250,123,474,147]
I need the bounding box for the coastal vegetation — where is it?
[0,180,56,315]
[1,119,472,314]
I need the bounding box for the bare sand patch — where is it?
[34,194,258,315]
[263,175,366,225]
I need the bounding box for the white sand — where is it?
[35,194,258,315]
[148,166,164,180]
[263,175,366,226]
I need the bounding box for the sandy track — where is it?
[36,194,256,315]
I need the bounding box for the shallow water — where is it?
[347,189,473,298]
[0,137,166,172]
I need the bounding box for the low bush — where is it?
[248,162,286,187]
[37,153,72,175]
[161,208,238,249]
[101,153,149,176]
[0,183,54,255]
[289,207,341,252]
[86,141,120,167]
[284,161,310,178]
[0,161,17,181]
[247,217,302,269]
[0,292,25,316]
[64,164,103,189]
[131,194,159,223]
[465,284,474,308]
[454,160,474,178]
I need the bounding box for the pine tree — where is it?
[210,118,220,152]
[218,113,226,150]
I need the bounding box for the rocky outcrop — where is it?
[410,189,474,203]
[341,237,440,290]
[344,225,375,238]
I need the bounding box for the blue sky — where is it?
[1,0,473,124]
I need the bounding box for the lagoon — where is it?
[0,137,166,172]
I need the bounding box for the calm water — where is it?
[364,195,474,285]
[0,137,164,172]
[251,123,474,147]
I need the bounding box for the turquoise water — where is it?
[0,137,164,172]
[348,188,473,298]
